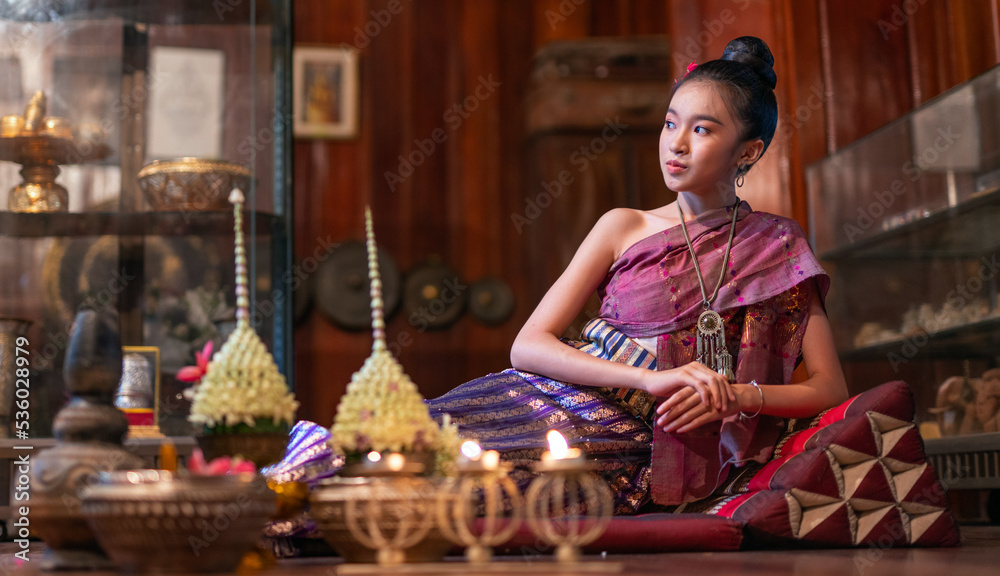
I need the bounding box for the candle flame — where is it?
[460,440,482,460]
[482,450,500,470]
[546,430,569,459]
[386,453,405,471]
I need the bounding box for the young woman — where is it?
[428,36,848,513]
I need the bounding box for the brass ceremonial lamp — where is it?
[1,90,110,212]
[526,430,615,564]
[435,440,523,564]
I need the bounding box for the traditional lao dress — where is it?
[426,201,828,513]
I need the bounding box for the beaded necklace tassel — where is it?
[695,309,734,381]
[679,199,741,383]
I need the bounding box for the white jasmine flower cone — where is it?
[188,188,298,432]
[329,207,441,457]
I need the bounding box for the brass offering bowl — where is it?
[309,476,455,564]
[80,469,276,573]
[137,158,253,211]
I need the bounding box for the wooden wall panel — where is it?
[946,0,1000,86]
[533,0,590,49]
[906,0,1000,107]
[291,0,1000,427]
[780,0,827,226]
[904,0,950,109]
[819,0,913,149]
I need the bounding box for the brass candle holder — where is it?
[525,431,614,564]
[436,441,523,564]
[1,91,110,213]
[343,452,438,566]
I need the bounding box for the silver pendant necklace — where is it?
[678,198,741,382]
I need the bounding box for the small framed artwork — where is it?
[146,46,226,160]
[116,346,163,438]
[293,46,360,139]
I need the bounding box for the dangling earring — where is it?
[735,163,747,188]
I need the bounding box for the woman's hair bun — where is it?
[721,36,777,90]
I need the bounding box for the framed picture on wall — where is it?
[293,46,359,139]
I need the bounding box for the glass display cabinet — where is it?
[807,64,1000,516]
[0,0,292,529]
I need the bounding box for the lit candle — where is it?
[457,440,504,473]
[461,440,483,461]
[386,453,405,472]
[481,450,500,470]
[541,430,582,461]
[535,430,586,472]
[352,451,422,476]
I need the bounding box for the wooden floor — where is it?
[4,526,1000,576]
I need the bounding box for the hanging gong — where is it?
[403,259,468,331]
[468,277,515,326]
[316,240,401,331]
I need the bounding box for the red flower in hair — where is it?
[675,60,698,85]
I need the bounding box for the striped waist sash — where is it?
[569,318,658,422]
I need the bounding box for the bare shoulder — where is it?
[594,207,647,230]
[588,208,646,255]
[598,206,680,260]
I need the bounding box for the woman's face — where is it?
[659,80,748,196]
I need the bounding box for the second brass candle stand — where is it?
[436,442,523,564]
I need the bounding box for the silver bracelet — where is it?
[739,380,763,421]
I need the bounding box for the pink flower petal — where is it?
[206,456,233,475]
[196,341,214,370]
[176,366,205,383]
[231,460,257,474]
[188,449,207,474]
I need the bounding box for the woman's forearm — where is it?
[743,377,849,419]
[510,331,653,392]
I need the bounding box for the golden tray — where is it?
[137,157,253,212]
[0,134,110,166]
